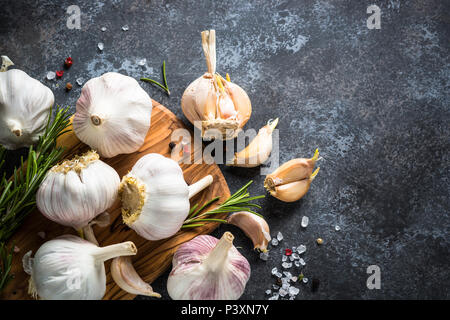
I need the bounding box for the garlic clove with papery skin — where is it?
[227,211,271,252]
[73,72,153,158]
[264,149,320,202]
[23,235,137,300]
[119,153,213,241]
[111,256,161,298]
[0,56,54,150]
[167,232,250,300]
[181,30,252,141]
[228,118,279,167]
[36,150,120,234]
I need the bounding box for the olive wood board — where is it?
[1,100,230,300]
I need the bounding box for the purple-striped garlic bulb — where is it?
[74,72,153,158]
[167,232,250,300]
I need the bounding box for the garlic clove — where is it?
[267,167,320,202]
[0,55,14,72]
[111,256,161,298]
[167,232,251,300]
[229,118,279,167]
[227,211,271,252]
[265,149,319,188]
[73,72,153,158]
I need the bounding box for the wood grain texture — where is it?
[1,100,230,300]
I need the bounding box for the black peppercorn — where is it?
[311,278,320,292]
[169,142,176,149]
[276,278,282,286]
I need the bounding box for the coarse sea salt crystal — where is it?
[265,289,272,295]
[299,258,306,266]
[281,282,290,289]
[122,25,129,31]
[76,78,84,86]
[301,216,309,228]
[283,271,292,278]
[282,255,287,262]
[259,251,269,261]
[279,288,288,297]
[101,27,107,32]
[271,238,278,246]
[272,284,280,290]
[289,286,300,296]
[292,253,300,259]
[271,267,278,275]
[302,277,309,283]
[268,294,279,300]
[97,42,104,51]
[137,58,147,66]
[335,225,341,231]
[277,232,283,241]
[275,271,282,278]
[46,71,56,80]
[282,262,292,269]
[289,256,295,262]
[291,276,298,282]
[297,245,306,254]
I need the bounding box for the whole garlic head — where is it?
[37,150,120,231]
[73,72,153,158]
[119,153,213,241]
[0,56,54,149]
[181,30,252,140]
[23,235,137,300]
[167,232,251,300]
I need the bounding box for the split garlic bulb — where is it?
[181,30,252,140]
[0,56,54,149]
[119,153,213,240]
[23,235,137,300]
[37,150,120,233]
[73,72,153,158]
[167,232,251,300]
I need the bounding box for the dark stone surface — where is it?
[1,0,449,299]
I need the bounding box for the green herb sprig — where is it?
[0,105,72,292]
[140,60,170,95]
[182,180,265,229]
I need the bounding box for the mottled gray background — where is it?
[1,0,449,299]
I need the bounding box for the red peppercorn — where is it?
[64,57,73,68]
[285,248,293,256]
[56,70,64,78]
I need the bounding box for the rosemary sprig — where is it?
[140,60,170,95]
[0,105,71,292]
[183,180,265,228]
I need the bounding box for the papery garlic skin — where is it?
[119,153,213,241]
[227,211,271,252]
[0,59,54,149]
[181,30,252,140]
[37,150,120,230]
[73,72,152,158]
[167,232,250,300]
[23,235,137,300]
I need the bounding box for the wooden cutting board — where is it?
[1,100,230,300]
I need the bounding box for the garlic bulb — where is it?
[228,118,278,167]
[111,256,161,298]
[23,235,137,300]
[167,232,250,300]
[119,153,213,240]
[181,30,252,140]
[264,149,320,202]
[37,150,120,234]
[227,211,271,252]
[0,56,54,149]
[73,72,153,158]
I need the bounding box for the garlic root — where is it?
[264,149,320,202]
[228,118,278,167]
[227,211,271,252]
[111,256,161,298]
